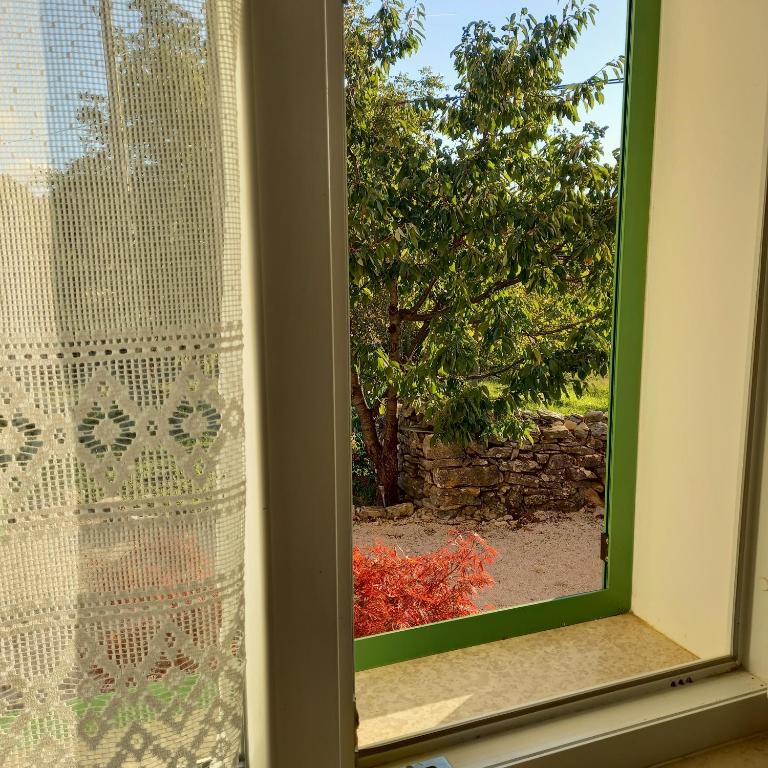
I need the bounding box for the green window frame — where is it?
[354,0,661,672]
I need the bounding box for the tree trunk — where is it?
[351,371,382,471]
[378,419,400,506]
[380,279,401,505]
[351,374,401,506]
[350,278,404,507]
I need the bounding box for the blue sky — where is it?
[392,0,629,155]
[0,0,208,184]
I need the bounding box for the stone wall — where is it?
[397,410,608,521]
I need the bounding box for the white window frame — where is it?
[241,1,768,766]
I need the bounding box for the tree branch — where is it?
[525,311,603,338]
[351,370,382,470]
[408,276,438,315]
[406,319,431,362]
[462,357,525,381]
[400,277,519,322]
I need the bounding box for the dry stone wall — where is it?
[397,410,608,521]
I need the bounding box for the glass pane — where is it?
[348,0,627,642]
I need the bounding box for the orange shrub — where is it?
[353,530,496,637]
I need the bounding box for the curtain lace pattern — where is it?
[0,1,245,765]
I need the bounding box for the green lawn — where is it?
[0,673,216,747]
[485,375,610,416]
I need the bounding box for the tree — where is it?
[346,0,622,504]
[49,0,224,333]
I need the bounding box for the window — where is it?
[247,0,768,764]
[349,0,661,671]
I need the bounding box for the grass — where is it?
[485,375,610,416]
[0,672,216,746]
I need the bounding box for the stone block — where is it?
[537,409,566,420]
[486,446,517,458]
[431,457,464,468]
[568,466,596,482]
[583,454,604,469]
[398,478,423,498]
[386,502,414,518]
[540,424,570,440]
[521,493,551,506]
[358,505,386,519]
[433,465,500,488]
[431,487,482,506]
[574,421,590,438]
[562,444,593,455]
[547,453,573,470]
[422,434,465,459]
[510,459,540,473]
[505,472,540,487]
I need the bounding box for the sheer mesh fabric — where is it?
[0,1,245,765]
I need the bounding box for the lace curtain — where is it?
[0,1,245,766]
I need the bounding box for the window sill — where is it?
[359,668,767,768]
[357,613,696,749]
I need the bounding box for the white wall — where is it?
[632,0,768,658]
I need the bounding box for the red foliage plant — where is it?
[353,530,497,638]
[84,530,231,688]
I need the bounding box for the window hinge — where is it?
[600,531,609,561]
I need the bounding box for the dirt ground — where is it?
[352,509,604,609]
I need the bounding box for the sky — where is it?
[0,0,208,185]
[392,0,629,156]
[0,0,628,186]
[0,0,109,184]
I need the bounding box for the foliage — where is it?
[346,0,622,502]
[353,530,497,637]
[87,531,223,686]
[42,0,222,334]
[486,374,610,415]
[535,374,610,414]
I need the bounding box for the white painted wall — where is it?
[632,0,768,658]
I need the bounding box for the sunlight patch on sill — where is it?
[356,613,697,748]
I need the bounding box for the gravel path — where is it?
[353,509,604,609]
